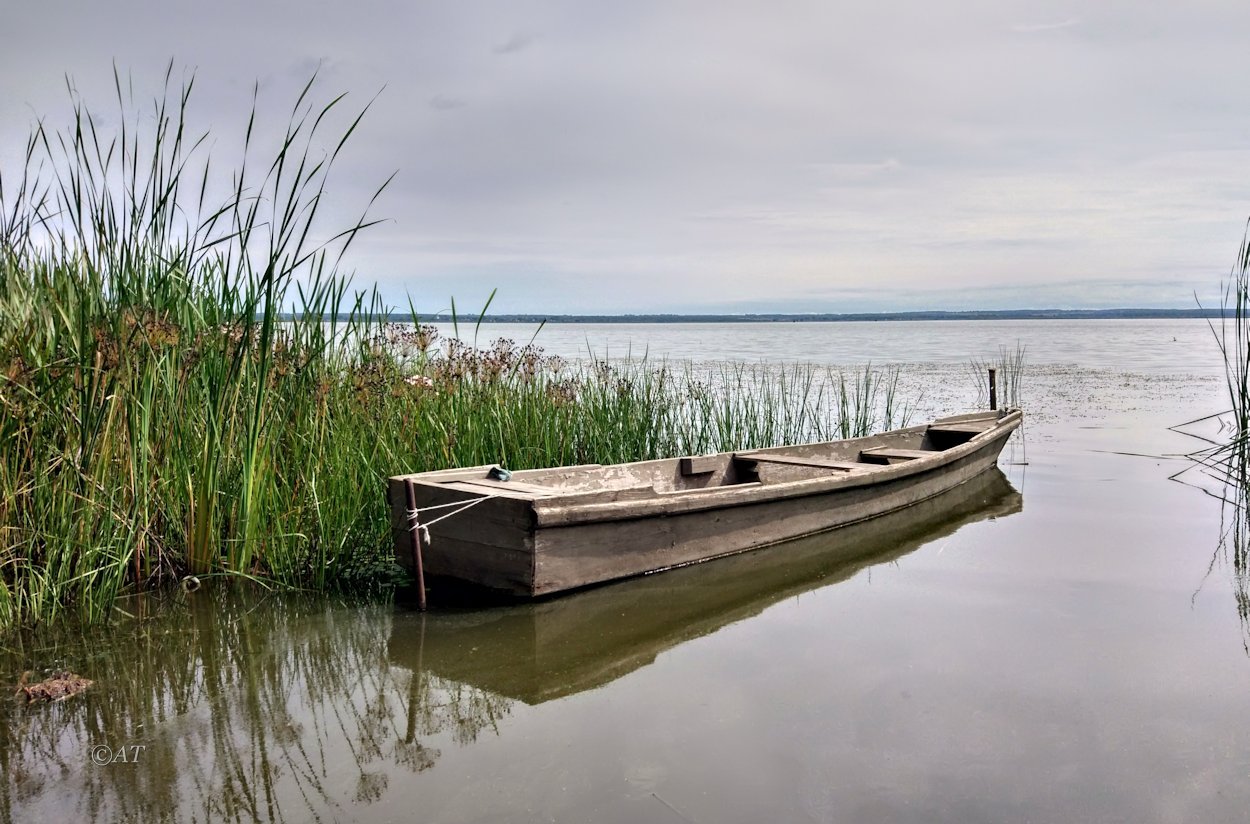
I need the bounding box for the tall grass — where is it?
[364,339,912,471]
[1175,224,1250,650]
[0,72,919,631]
[672,361,911,452]
[1183,229,1250,512]
[1209,229,1250,468]
[970,343,1027,409]
[0,69,394,627]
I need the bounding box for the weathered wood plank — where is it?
[927,422,991,434]
[442,478,559,497]
[562,484,657,504]
[392,464,498,483]
[412,493,534,544]
[679,455,723,475]
[933,411,1001,424]
[734,452,864,471]
[531,448,999,594]
[421,537,534,593]
[860,447,936,460]
[388,408,1023,596]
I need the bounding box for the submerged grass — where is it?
[0,72,919,630]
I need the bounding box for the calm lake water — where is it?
[5,319,1247,823]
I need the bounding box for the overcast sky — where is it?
[5,1,1250,313]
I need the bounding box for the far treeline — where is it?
[300,308,1226,324]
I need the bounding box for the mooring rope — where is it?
[405,494,499,546]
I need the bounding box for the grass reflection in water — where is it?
[1,468,1021,821]
[0,590,510,822]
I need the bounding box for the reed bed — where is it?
[0,74,919,630]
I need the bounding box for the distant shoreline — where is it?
[313,308,1224,323]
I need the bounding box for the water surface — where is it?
[4,319,1245,823]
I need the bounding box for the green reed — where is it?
[0,68,391,626]
[0,71,921,631]
[1211,228,1250,468]
[1170,224,1250,651]
[969,343,1027,409]
[676,361,910,449]
[1181,228,1250,511]
[1188,226,1250,592]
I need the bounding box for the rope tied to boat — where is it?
[404,494,499,546]
[402,479,504,612]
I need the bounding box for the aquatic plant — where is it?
[0,66,399,627]
[969,343,1027,409]
[1176,223,1250,651]
[0,69,921,630]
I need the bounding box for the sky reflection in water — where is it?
[4,319,1247,823]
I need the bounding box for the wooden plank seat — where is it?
[734,452,864,471]
[927,422,992,435]
[858,447,937,463]
[680,455,723,475]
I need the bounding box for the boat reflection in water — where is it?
[390,467,1022,705]
[2,469,1018,822]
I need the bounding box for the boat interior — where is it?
[410,411,1010,503]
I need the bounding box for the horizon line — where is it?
[284,307,1225,323]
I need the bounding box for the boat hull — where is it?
[388,468,1022,704]
[388,409,1021,597]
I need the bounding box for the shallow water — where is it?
[4,319,1247,823]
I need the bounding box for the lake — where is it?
[4,319,1246,823]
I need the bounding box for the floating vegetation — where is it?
[13,670,93,703]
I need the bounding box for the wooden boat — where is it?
[388,468,1022,705]
[387,407,1022,598]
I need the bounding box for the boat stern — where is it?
[388,470,539,595]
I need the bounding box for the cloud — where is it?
[810,159,904,185]
[429,94,466,112]
[4,1,1250,313]
[1011,18,1081,33]
[492,33,536,55]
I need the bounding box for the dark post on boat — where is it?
[988,368,998,410]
